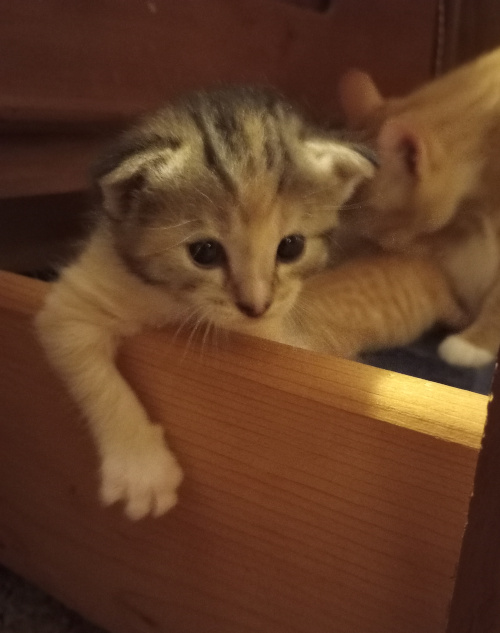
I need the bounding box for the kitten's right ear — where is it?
[94,142,186,219]
[338,69,384,128]
[95,159,147,220]
[92,137,154,219]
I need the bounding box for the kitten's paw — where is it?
[438,334,496,368]
[100,426,183,520]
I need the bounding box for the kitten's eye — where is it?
[188,240,226,267]
[276,234,305,263]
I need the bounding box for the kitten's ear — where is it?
[304,139,376,188]
[96,164,146,219]
[338,69,384,127]
[378,118,427,179]
[94,146,184,219]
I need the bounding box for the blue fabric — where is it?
[363,330,496,395]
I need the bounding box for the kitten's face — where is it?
[95,87,374,326]
[339,71,461,249]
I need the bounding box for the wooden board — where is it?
[0,0,438,125]
[0,270,487,633]
[442,0,500,70]
[0,192,87,272]
[0,0,439,198]
[0,134,110,199]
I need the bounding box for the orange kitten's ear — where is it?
[338,69,384,127]
[377,118,427,179]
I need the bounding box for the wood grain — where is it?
[0,270,487,633]
[0,0,439,198]
[0,134,109,198]
[0,0,438,126]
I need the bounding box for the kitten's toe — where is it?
[153,489,179,517]
[124,460,182,521]
[438,334,496,368]
[100,473,127,508]
[124,492,155,521]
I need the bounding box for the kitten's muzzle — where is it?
[236,300,271,318]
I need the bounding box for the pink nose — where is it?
[236,301,271,318]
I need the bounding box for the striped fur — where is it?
[36,86,375,520]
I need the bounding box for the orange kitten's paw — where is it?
[100,426,183,520]
[438,334,496,368]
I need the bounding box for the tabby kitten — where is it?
[338,47,500,367]
[36,86,374,519]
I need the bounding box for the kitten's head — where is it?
[339,70,461,249]
[93,86,374,327]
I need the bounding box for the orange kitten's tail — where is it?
[297,254,465,359]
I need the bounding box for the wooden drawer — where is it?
[0,270,488,633]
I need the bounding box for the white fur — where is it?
[36,232,187,520]
[438,334,495,367]
[36,230,302,520]
[304,140,375,187]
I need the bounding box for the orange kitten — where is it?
[338,47,500,367]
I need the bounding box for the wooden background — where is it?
[0,0,439,199]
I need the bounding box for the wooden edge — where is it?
[0,269,488,449]
[446,358,500,632]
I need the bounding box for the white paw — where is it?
[438,334,495,368]
[99,426,183,520]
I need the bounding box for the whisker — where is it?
[184,314,205,357]
[172,306,202,342]
[211,323,221,353]
[337,201,368,211]
[146,233,198,257]
[200,319,214,357]
[144,219,197,232]
[190,186,219,212]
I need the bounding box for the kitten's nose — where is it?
[236,301,271,318]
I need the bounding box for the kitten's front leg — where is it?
[36,291,183,520]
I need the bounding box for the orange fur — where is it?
[295,253,464,359]
[338,48,500,366]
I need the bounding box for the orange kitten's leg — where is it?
[298,254,463,358]
[439,274,500,367]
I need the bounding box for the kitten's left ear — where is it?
[304,139,377,189]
